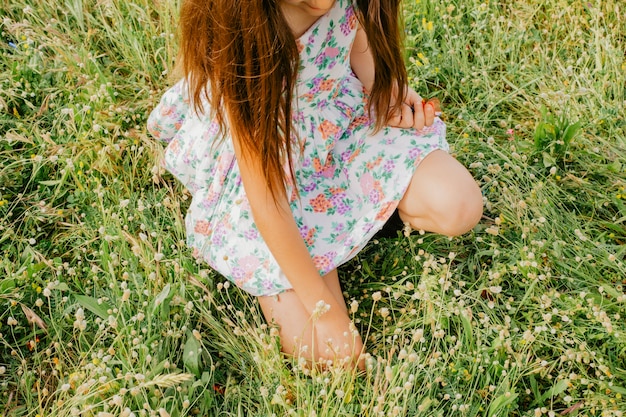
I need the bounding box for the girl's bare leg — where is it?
[397,150,483,236]
[258,150,480,363]
[257,269,352,364]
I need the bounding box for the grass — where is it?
[1,0,625,415]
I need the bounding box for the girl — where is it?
[148,0,483,368]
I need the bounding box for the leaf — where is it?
[26,262,46,277]
[609,385,626,395]
[73,294,111,320]
[153,283,172,320]
[539,379,570,403]
[460,312,475,350]
[154,283,171,308]
[488,391,518,416]
[542,152,556,168]
[0,278,17,294]
[183,331,201,376]
[418,398,433,413]
[562,121,581,146]
[607,160,622,173]
[39,179,62,186]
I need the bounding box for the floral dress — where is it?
[147,0,449,296]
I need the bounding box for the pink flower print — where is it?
[310,193,333,213]
[348,11,357,30]
[194,220,212,236]
[325,47,339,59]
[366,156,383,170]
[321,164,335,179]
[312,154,336,179]
[319,79,335,91]
[160,105,176,118]
[167,137,180,154]
[335,232,347,243]
[288,186,299,204]
[360,172,375,195]
[238,255,260,275]
[376,201,397,221]
[348,115,370,132]
[360,172,383,203]
[300,226,317,246]
[341,147,360,164]
[232,255,261,287]
[312,253,334,271]
[318,120,340,140]
[313,157,324,173]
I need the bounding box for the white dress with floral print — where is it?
[147,0,449,296]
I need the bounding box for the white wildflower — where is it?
[489,286,502,294]
[312,300,331,319]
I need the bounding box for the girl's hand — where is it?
[388,86,440,130]
[313,308,365,371]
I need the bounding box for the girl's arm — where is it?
[350,25,436,130]
[233,138,362,364]
[350,25,375,93]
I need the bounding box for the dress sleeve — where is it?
[147,79,189,143]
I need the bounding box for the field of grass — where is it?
[1,0,625,415]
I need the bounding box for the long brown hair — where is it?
[179,0,406,200]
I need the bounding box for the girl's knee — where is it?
[436,189,483,236]
[397,150,484,236]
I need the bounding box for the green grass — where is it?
[1,0,625,415]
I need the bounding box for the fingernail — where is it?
[426,98,441,113]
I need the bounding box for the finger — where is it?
[400,103,414,128]
[412,100,425,130]
[387,107,403,127]
[423,100,435,127]
[427,97,442,117]
[388,104,413,128]
[405,88,421,105]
